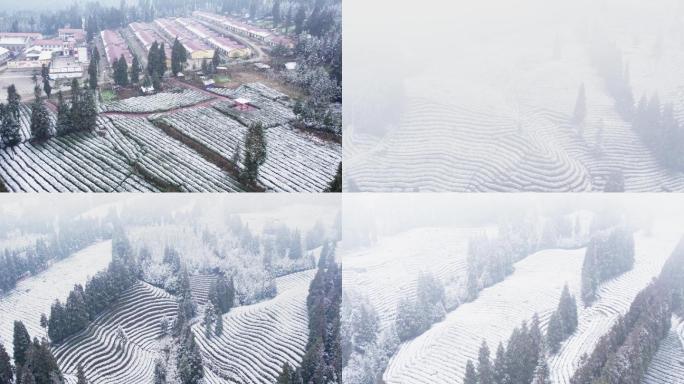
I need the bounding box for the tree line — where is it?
[47,228,137,344]
[462,286,578,384]
[277,240,342,384]
[0,321,63,384]
[581,226,635,305]
[0,217,110,294]
[571,235,684,384]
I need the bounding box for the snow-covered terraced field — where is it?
[0,241,112,356]
[194,269,315,384]
[381,223,683,384]
[190,274,217,306]
[152,107,341,192]
[344,32,684,191]
[0,115,244,192]
[383,246,586,383]
[0,104,57,149]
[642,315,684,384]
[105,116,244,192]
[549,226,684,384]
[342,227,493,330]
[100,89,213,113]
[53,281,177,384]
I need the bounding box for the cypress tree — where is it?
[42,78,52,99]
[147,42,159,76]
[6,85,21,119]
[80,90,97,132]
[56,91,71,136]
[29,86,51,141]
[12,321,30,368]
[131,55,141,84]
[325,162,342,192]
[70,79,82,132]
[159,43,167,76]
[546,311,563,354]
[478,340,495,384]
[573,83,586,125]
[1,108,21,147]
[464,360,478,384]
[88,49,99,90]
[76,363,87,384]
[558,285,578,336]
[0,343,13,384]
[214,308,223,337]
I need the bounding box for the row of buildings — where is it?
[193,11,294,49]
[0,29,87,79]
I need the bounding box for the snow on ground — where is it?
[0,240,112,356]
[344,3,684,192]
[54,281,177,384]
[549,224,684,384]
[383,246,586,384]
[194,269,315,384]
[642,315,684,384]
[342,227,493,330]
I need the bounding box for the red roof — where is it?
[101,30,133,65]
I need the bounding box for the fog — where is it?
[0,0,120,12]
[343,0,684,192]
[342,193,684,245]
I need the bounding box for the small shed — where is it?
[234,97,252,111]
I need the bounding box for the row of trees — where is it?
[463,316,546,384]
[581,227,635,305]
[147,41,168,91]
[546,285,579,354]
[570,236,684,384]
[633,93,684,171]
[47,229,138,344]
[1,321,64,384]
[202,275,235,338]
[55,80,98,137]
[465,234,515,301]
[0,86,24,147]
[0,217,109,294]
[395,272,445,341]
[463,285,579,384]
[279,241,342,383]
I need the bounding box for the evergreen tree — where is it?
[153,359,166,384]
[289,231,302,259]
[0,343,13,384]
[211,275,235,314]
[203,303,216,339]
[277,362,293,384]
[23,339,62,384]
[532,360,550,384]
[558,285,578,336]
[477,340,495,384]
[171,38,187,76]
[70,79,82,131]
[212,49,220,70]
[20,369,35,384]
[464,360,478,384]
[1,109,21,147]
[177,326,204,384]
[7,85,21,119]
[493,342,507,384]
[159,43,168,76]
[294,7,306,35]
[546,311,563,354]
[79,90,97,132]
[214,308,223,337]
[48,300,66,343]
[56,91,71,136]
[272,0,281,27]
[88,49,99,90]
[130,55,141,84]
[114,55,129,86]
[12,321,30,368]
[147,42,159,76]
[76,363,87,384]
[42,79,51,99]
[573,83,586,125]
[325,162,342,192]
[30,86,51,141]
